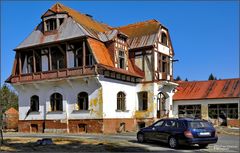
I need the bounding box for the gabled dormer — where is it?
[114,33,128,70]
[41,3,68,33]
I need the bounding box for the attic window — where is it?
[46,18,57,31]
[118,50,125,69]
[59,18,64,25]
[161,32,167,46]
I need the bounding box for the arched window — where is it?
[78,92,89,110]
[117,92,126,111]
[30,95,39,112]
[161,32,167,46]
[50,93,63,111]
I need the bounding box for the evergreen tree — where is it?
[185,78,188,81]
[175,76,182,81]
[0,84,18,144]
[208,73,216,80]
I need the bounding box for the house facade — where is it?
[173,79,240,127]
[6,3,178,133]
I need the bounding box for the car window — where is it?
[163,120,177,128]
[177,121,185,128]
[153,120,164,127]
[188,121,213,129]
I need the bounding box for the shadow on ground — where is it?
[1,138,151,152]
[129,140,207,151]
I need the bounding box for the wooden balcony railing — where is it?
[9,66,97,83]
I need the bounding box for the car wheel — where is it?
[168,136,178,149]
[137,133,145,143]
[199,144,208,148]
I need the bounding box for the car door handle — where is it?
[152,127,156,130]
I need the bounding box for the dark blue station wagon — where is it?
[137,118,218,148]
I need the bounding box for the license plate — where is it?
[199,132,211,136]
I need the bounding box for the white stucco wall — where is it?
[13,76,102,121]
[99,76,138,119]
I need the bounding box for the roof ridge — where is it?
[177,78,240,84]
[116,19,160,29]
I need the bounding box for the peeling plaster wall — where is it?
[173,98,240,119]
[14,77,102,121]
[135,83,155,119]
[99,76,137,119]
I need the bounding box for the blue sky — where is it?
[1,1,239,85]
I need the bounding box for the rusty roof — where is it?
[50,3,110,32]
[173,78,240,101]
[87,38,114,67]
[116,20,160,49]
[4,107,19,115]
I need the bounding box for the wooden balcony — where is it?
[9,66,97,83]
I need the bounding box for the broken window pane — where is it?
[178,105,201,118]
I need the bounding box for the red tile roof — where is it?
[4,107,19,115]
[173,78,240,101]
[87,37,144,78]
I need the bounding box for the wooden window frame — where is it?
[117,92,126,111]
[138,92,148,111]
[77,92,89,110]
[50,93,63,111]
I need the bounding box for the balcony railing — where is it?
[10,65,97,83]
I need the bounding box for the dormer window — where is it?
[161,32,167,46]
[118,50,125,69]
[46,18,57,31]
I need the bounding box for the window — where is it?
[153,120,164,127]
[51,47,65,70]
[30,95,39,112]
[162,55,168,73]
[46,19,57,31]
[178,105,201,118]
[86,49,94,66]
[27,55,33,73]
[138,92,148,111]
[78,92,89,110]
[118,50,125,69]
[158,54,170,75]
[163,120,177,128]
[117,92,126,111]
[161,32,167,46]
[50,93,63,111]
[208,104,238,119]
[59,18,64,25]
[75,48,83,67]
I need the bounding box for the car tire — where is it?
[137,133,145,143]
[168,136,178,149]
[199,144,208,148]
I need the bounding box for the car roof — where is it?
[160,118,206,122]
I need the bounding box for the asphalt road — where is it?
[3,132,240,152]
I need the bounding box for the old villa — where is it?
[6,3,178,133]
